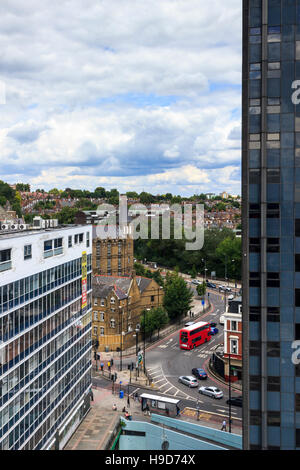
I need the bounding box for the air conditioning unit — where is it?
[49,219,58,228]
[33,216,42,228]
[10,224,19,230]
[1,224,10,230]
[19,224,29,231]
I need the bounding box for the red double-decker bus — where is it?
[179,321,211,350]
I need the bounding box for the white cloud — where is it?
[0,0,242,195]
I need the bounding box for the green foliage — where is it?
[215,236,241,280]
[134,262,164,287]
[16,183,30,192]
[196,282,206,297]
[163,272,193,321]
[140,307,169,340]
[56,207,78,224]
[134,226,241,280]
[190,265,197,279]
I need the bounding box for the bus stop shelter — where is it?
[140,393,181,418]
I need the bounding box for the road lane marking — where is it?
[154,378,166,384]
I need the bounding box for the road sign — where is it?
[201,299,205,305]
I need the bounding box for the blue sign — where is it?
[201,299,205,305]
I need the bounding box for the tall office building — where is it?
[0,224,93,450]
[242,0,300,449]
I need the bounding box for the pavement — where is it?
[64,383,241,451]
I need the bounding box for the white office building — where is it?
[0,224,93,450]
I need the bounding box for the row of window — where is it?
[0,255,91,314]
[1,363,91,450]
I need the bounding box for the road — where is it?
[92,285,242,422]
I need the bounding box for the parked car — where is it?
[218,285,226,292]
[192,368,208,380]
[208,326,219,335]
[178,376,199,388]
[228,294,234,300]
[219,315,225,325]
[206,281,216,289]
[199,386,223,399]
[191,279,200,285]
[209,321,217,327]
[226,396,243,407]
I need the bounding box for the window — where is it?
[267,376,280,392]
[250,341,260,356]
[250,410,261,425]
[250,375,261,391]
[100,327,104,336]
[110,319,116,329]
[94,311,98,321]
[250,306,260,321]
[267,238,280,253]
[267,342,280,357]
[249,204,260,218]
[24,245,32,260]
[230,339,238,355]
[250,238,260,252]
[100,299,105,306]
[94,298,98,306]
[93,326,98,335]
[267,412,280,427]
[231,321,237,331]
[110,297,115,304]
[151,295,155,302]
[267,272,280,288]
[68,236,72,248]
[267,307,280,322]
[267,203,279,218]
[250,272,260,287]
[100,312,104,322]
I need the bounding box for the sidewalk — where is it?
[64,384,241,450]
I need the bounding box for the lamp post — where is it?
[201,258,207,283]
[134,327,140,378]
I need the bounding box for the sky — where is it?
[0,0,242,197]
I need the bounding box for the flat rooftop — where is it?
[0,224,91,240]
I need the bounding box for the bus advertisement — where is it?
[179,321,211,350]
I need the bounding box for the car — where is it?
[219,315,225,325]
[206,281,216,289]
[228,294,234,300]
[226,396,243,407]
[218,285,226,292]
[191,279,200,285]
[209,321,217,327]
[209,326,219,335]
[199,386,223,399]
[224,287,232,292]
[178,376,199,388]
[192,368,208,380]
[184,321,194,327]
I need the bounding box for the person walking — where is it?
[145,403,150,416]
[221,419,227,431]
[127,395,130,407]
[176,405,180,416]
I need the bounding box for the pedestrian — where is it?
[176,405,180,416]
[127,396,130,407]
[110,358,114,367]
[145,403,150,416]
[108,361,111,371]
[122,406,126,413]
[221,419,227,431]
[112,404,117,411]
[134,392,138,402]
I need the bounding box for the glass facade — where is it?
[243,0,300,449]
[0,232,92,450]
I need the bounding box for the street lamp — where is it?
[201,258,207,283]
[133,327,140,378]
[143,310,146,374]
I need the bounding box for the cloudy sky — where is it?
[0,0,242,196]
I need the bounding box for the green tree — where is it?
[152,307,168,339]
[196,282,206,298]
[140,309,156,341]
[163,272,193,322]
[190,265,197,279]
[215,236,241,280]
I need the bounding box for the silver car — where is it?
[199,386,223,399]
[178,376,199,388]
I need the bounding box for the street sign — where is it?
[201,299,205,305]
